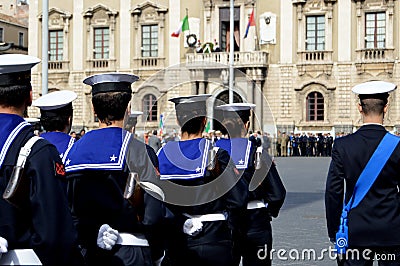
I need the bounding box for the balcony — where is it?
[48,60,69,71]
[86,58,116,71]
[185,51,269,69]
[355,48,395,75]
[296,50,333,76]
[133,57,166,71]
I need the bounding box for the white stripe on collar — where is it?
[0,121,30,168]
[65,132,132,171]
[159,139,210,180]
[236,140,252,169]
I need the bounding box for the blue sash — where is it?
[336,132,400,255]
[64,128,131,172]
[215,138,252,169]
[0,114,30,168]
[157,138,210,180]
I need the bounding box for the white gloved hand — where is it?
[97,224,119,250]
[183,218,203,236]
[0,236,8,259]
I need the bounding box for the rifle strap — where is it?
[16,136,42,168]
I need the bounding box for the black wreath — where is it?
[186,34,197,47]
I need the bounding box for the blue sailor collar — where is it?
[215,138,252,169]
[0,114,31,168]
[157,138,210,180]
[64,127,132,172]
[40,132,75,163]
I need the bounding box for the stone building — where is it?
[0,0,28,54]
[28,0,400,135]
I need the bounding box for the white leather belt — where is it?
[0,249,41,265]
[247,200,269,210]
[116,233,149,247]
[184,213,227,222]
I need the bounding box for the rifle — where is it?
[207,138,221,177]
[123,172,144,222]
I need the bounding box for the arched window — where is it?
[143,94,157,122]
[306,91,324,121]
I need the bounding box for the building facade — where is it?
[0,0,28,54]
[28,0,400,135]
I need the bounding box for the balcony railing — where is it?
[86,59,116,70]
[48,61,69,71]
[133,57,165,70]
[297,50,333,63]
[186,51,268,68]
[355,48,395,74]
[356,48,394,62]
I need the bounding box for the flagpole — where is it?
[229,0,234,104]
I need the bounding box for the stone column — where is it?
[73,0,84,70]
[119,0,131,69]
[338,0,351,61]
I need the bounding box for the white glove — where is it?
[97,224,119,250]
[0,237,7,253]
[0,236,8,259]
[183,218,203,236]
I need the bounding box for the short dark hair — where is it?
[359,93,388,116]
[92,91,131,125]
[222,111,251,138]
[0,84,31,108]
[180,116,206,135]
[40,104,73,132]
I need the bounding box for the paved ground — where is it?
[271,157,334,265]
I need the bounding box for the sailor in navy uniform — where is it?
[32,90,77,163]
[215,103,286,266]
[325,81,400,265]
[65,73,164,266]
[0,54,83,265]
[157,94,247,266]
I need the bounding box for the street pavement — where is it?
[271,157,334,266]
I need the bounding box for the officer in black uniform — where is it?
[0,54,82,265]
[65,73,164,266]
[32,90,77,164]
[157,94,247,266]
[325,81,400,265]
[215,103,286,266]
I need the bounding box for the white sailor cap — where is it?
[169,94,211,123]
[32,90,77,111]
[83,72,139,95]
[352,81,397,95]
[129,110,143,118]
[169,94,211,111]
[24,117,40,123]
[216,103,256,112]
[124,110,143,131]
[0,54,40,86]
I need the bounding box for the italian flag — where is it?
[171,15,189,37]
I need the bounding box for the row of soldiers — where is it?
[276,132,334,157]
[0,54,286,266]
